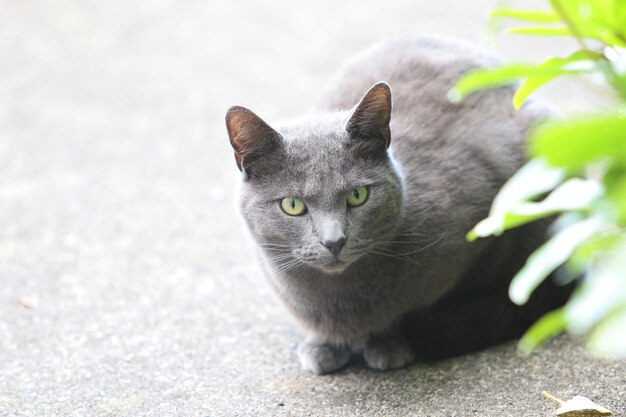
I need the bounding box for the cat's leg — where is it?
[363,330,416,371]
[297,333,352,374]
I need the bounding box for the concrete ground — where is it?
[1,0,624,415]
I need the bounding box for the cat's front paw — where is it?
[363,336,415,371]
[297,341,351,375]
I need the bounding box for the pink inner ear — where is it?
[347,82,392,148]
[226,109,247,153]
[225,108,252,171]
[225,106,284,173]
[363,84,392,124]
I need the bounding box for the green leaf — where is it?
[566,238,626,334]
[606,174,626,225]
[588,306,626,359]
[565,234,626,334]
[490,0,626,48]
[571,231,621,270]
[509,215,607,305]
[512,50,601,109]
[450,51,599,106]
[518,308,566,355]
[489,159,565,213]
[502,178,602,230]
[530,114,626,171]
[478,178,601,239]
[553,0,626,46]
[448,65,536,103]
[468,159,565,241]
[490,8,562,23]
[507,26,573,36]
[600,58,626,101]
[597,30,626,48]
[514,178,602,216]
[513,74,559,110]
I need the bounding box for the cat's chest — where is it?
[267,258,431,339]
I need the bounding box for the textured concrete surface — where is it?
[1,0,624,416]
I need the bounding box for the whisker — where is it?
[266,254,294,263]
[369,249,422,268]
[392,232,428,237]
[288,261,308,276]
[390,232,446,256]
[259,243,292,248]
[383,238,437,244]
[270,255,303,273]
[262,248,292,253]
[278,260,306,274]
[415,201,437,217]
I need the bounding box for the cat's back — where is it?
[318,37,497,110]
[318,37,547,154]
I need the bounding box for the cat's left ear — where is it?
[346,82,392,150]
[225,106,284,178]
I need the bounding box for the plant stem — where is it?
[549,0,589,51]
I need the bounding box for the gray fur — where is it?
[225,37,570,374]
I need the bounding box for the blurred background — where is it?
[0,0,620,416]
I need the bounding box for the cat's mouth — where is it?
[319,258,349,273]
[288,247,365,274]
[316,251,368,273]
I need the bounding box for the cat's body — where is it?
[226,38,570,374]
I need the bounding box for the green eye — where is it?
[280,197,307,216]
[347,186,369,207]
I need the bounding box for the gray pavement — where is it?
[1,0,624,415]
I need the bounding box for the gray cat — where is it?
[225,37,570,374]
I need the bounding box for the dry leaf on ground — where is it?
[543,391,613,416]
[18,296,37,310]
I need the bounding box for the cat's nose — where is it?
[321,237,347,256]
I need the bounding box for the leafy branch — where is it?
[450,0,626,358]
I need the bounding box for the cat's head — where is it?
[225,82,404,274]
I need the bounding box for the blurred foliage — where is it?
[450,0,626,358]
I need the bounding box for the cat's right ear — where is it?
[225,106,284,177]
[346,82,392,154]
